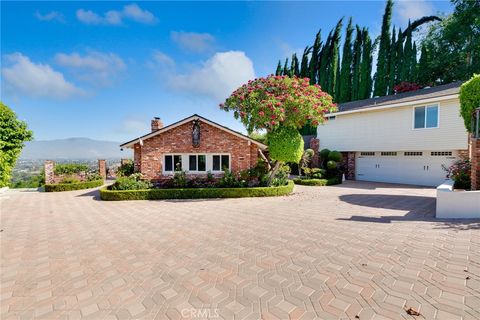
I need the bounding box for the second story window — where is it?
[414,105,438,129]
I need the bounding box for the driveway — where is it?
[1,182,479,320]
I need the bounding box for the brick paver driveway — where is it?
[1,181,479,320]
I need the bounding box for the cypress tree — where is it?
[300,46,311,78]
[417,44,430,85]
[359,28,373,99]
[400,23,413,81]
[291,53,300,76]
[282,58,289,76]
[309,30,322,84]
[395,28,404,83]
[318,32,332,89]
[387,26,397,95]
[326,18,343,97]
[351,25,363,101]
[339,17,354,102]
[373,0,393,97]
[411,42,418,82]
[275,60,283,76]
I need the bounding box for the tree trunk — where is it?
[267,161,282,186]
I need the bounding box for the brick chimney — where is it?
[151,117,163,132]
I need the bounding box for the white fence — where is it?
[436,180,480,219]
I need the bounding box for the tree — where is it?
[351,26,363,101]
[359,28,374,99]
[400,22,413,81]
[222,75,336,185]
[300,46,311,77]
[338,18,354,102]
[275,60,283,76]
[0,102,33,187]
[417,44,430,85]
[326,18,344,98]
[459,74,480,133]
[387,26,397,95]
[309,30,322,84]
[282,58,289,76]
[374,0,393,97]
[395,28,404,83]
[291,53,300,76]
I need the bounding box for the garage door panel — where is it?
[356,151,456,186]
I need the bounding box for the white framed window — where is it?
[188,154,206,172]
[360,152,375,156]
[164,154,182,172]
[381,152,397,156]
[212,154,230,171]
[404,152,423,156]
[413,105,439,129]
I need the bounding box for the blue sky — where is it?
[1,1,453,142]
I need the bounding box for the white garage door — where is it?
[356,151,458,186]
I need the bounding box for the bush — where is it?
[293,177,341,186]
[443,159,471,190]
[60,176,80,184]
[10,172,44,189]
[303,168,326,179]
[328,151,342,162]
[320,148,331,160]
[45,179,103,192]
[87,173,102,182]
[54,163,88,175]
[218,170,244,188]
[173,170,188,188]
[100,181,295,201]
[268,126,304,163]
[459,74,480,133]
[271,164,291,187]
[109,173,152,191]
[117,160,134,177]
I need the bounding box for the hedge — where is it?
[293,177,341,186]
[44,180,104,192]
[100,180,294,201]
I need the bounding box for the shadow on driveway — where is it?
[337,193,480,230]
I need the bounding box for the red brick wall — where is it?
[134,120,258,180]
[310,138,320,168]
[340,152,356,180]
[470,136,480,190]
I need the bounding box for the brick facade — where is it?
[309,138,320,168]
[133,119,259,181]
[341,152,356,180]
[470,135,480,190]
[44,160,55,184]
[98,160,106,180]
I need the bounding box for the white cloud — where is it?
[54,51,126,86]
[277,40,303,61]
[2,53,84,99]
[171,31,215,53]
[76,3,157,26]
[118,118,149,134]
[395,0,434,25]
[152,51,255,102]
[35,11,65,23]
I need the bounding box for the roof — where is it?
[336,81,462,114]
[120,114,268,150]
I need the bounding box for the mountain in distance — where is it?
[20,137,133,160]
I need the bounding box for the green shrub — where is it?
[10,172,44,188]
[320,148,331,160]
[100,181,294,201]
[173,170,188,188]
[459,74,480,132]
[303,168,326,179]
[117,160,134,177]
[45,179,103,192]
[54,163,89,175]
[60,176,80,184]
[293,177,341,186]
[328,151,342,162]
[268,126,304,163]
[327,160,338,170]
[109,173,152,191]
[271,164,291,187]
[87,173,102,181]
[218,170,243,188]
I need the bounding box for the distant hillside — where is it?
[20,138,132,160]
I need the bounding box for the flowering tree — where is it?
[393,81,424,94]
[222,75,336,185]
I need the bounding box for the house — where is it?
[120,114,267,181]
[316,82,469,187]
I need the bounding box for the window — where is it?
[212,155,230,171]
[360,152,375,156]
[189,155,206,171]
[414,105,438,129]
[404,152,422,156]
[431,151,452,156]
[381,152,397,156]
[164,155,182,172]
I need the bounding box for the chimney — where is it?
[151,117,163,132]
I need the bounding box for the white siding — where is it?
[316,98,468,151]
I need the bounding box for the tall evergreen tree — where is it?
[351,25,363,101]
[282,58,289,76]
[359,28,373,99]
[417,44,430,85]
[275,60,283,76]
[395,28,404,83]
[309,30,322,84]
[291,53,300,76]
[373,0,393,97]
[318,32,332,89]
[300,46,311,77]
[387,26,397,94]
[326,18,343,97]
[339,17,354,102]
[411,42,418,82]
[400,23,413,81]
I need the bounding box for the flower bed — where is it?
[44,179,104,192]
[293,177,341,186]
[100,180,294,201]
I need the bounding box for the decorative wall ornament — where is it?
[192,119,201,147]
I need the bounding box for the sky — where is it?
[1,1,454,142]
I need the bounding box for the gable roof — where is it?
[120,114,268,150]
[335,81,462,115]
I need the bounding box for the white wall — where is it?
[317,98,468,151]
[436,180,480,219]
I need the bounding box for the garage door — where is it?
[356,151,457,186]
